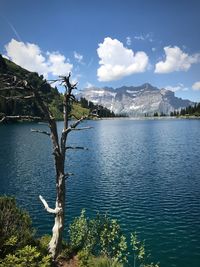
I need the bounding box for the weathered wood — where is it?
[0,115,42,123]
[65,146,88,150]
[0,73,93,260]
[39,195,61,214]
[0,94,35,100]
[31,129,51,136]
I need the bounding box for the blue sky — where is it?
[1,0,200,101]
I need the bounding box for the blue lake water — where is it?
[0,119,200,267]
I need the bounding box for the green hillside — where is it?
[0,54,89,121]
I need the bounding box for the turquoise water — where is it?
[0,119,200,267]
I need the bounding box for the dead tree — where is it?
[0,73,94,259]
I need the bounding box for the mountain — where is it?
[0,55,89,120]
[80,83,194,116]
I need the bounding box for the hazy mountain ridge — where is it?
[81,83,194,116]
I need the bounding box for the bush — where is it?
[0,196,34,258]
[37,235,51,254]
[69,210,128,264]
[69,210,159,267]
[0,245,51,267]
[77,249,90,267]
[89,256,123,267]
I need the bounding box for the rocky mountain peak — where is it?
[80,83,193,116]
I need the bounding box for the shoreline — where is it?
[98,115,200,121]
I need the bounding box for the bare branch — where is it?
[64,172,74,178]
[59,73,77,91]
[89,111,100,118]
[47,79,61,83]
[70,126,93,131]
[0,94,35,100]
[70,114,80,120]
[31,129,51,136]
[70,115,88,129]
[0,115,42,123]
[38,122,49,125]
[39,195,61,214]
[0,117,6,123]
[65,146,88,150]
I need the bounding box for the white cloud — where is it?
[155,46,200,73]
[192,81,200,91]
[97,37,148,82]
[126,36,132,46]
[48,52,72,76]
[5,39,47,75]
[85,82,94,88]
[2,55,9,59]
[134,33,153,42]
[165,83,188,92]
[134,35,145,41]
[74,51,84,64]
[152,47,156,52]
[5,39,73,77]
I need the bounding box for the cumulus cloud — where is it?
[48,52,72,76]
[155,46,200,73]
[192,81,200,91]
[74,51,84,64]
[165,83,188,92]
[5,39,73,77]
[97,37,148,82]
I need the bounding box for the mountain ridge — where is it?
[80,84,194,116]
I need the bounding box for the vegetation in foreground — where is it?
[0,196,159,267]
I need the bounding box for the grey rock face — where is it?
[81,83,193,116]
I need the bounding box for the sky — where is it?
[0,0,200,101]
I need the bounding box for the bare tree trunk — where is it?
[0,73,94,260]
[48,166,65,258]
[40,74,78,259]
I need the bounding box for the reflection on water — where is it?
[0,119,200,267]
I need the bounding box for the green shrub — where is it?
[69,209,89,251]
[0,245,51,267]
[69,210,128,264]
[37,235,51,254]
[77,249,90,267]
[69,211,159,267]
[131,232,159,267]
[89,256,123,267]
[98,216,127,263]
[0,196,34,258]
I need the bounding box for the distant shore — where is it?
[99,115,200,120]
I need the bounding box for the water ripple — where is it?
[0,119,200,267]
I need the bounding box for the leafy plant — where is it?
[37,235,52,254]
[69,210,128,264]
[77,249,90,267]
[89,256,123,267]
[0,245,51,267]
[98,215,127,263]
[131,232,159,267]
[69,209,89,250]
[0,196,34,258]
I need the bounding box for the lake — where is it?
[0,118,200,267]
